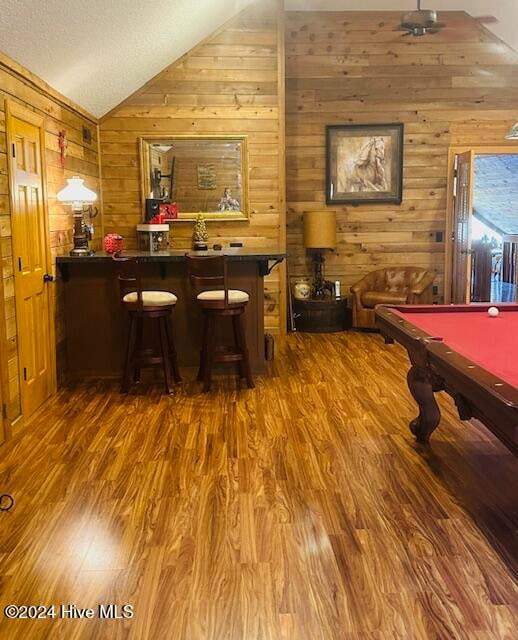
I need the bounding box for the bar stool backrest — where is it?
[186,254,229,306]
[112,254,144,311]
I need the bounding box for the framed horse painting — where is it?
[326,123,404,205]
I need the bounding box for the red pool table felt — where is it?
[392,307,518,389]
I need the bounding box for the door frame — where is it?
[445,144,518,303]
[5,99,57,424]
[0,237,8,442]
[450,150,474,304]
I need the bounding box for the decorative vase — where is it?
[293,279,311,300]
[103,233,124,254]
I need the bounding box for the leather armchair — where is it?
[350,267,435,329]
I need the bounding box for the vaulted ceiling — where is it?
[287,1,518,54]
[0,0,254,117]
[0,0,516,118]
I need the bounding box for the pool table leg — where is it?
[407,364,441,443]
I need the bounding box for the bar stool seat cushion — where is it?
[197,289,249,304]
[123,290,177,307]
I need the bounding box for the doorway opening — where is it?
[447,148,518,304]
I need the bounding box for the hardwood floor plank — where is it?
[0,332,516,639]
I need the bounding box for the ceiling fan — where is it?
[397,1,498,37]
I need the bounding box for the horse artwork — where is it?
[349,137,388,193]
[326,124,404,205]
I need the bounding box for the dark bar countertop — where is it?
[56,247,286,263]
[56,248,286,278]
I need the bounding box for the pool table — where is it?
[375,304,518,454]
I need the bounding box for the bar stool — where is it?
[113,255,181,394]
[186,254,254,392]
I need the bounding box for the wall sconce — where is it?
[57,176,97,256]
[505,123,518,140]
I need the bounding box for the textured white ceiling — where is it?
[287,1,518,53]
[0,1,516,118]
[0,0,254,117]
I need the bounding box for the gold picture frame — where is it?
[139,135,250,221]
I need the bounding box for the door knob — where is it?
[43,274,54,283]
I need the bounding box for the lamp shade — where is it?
[57,176,97,203]
[303,211,336,249]
[505,122,518,140]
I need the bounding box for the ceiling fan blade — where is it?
[474,15,498,24]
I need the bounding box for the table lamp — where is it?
[57,176,97,256]
[303,211,336,298]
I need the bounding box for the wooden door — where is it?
[0,231,8,442]
[451,150,474,303]
[0,337,5,443]
[7,104,54,419]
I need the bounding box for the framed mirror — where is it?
[139,135,249,221]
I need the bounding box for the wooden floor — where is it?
[0,332,516,640]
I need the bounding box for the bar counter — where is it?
[57,248,285,380]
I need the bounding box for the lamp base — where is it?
[70,210,94,257]
[311,251,335,298]
[70,247,94,257]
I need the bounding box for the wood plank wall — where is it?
[0,54,100,424]
[99,0,286,334]
[285,11,518,299]
[4,7,516,410]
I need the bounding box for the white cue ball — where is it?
[488,306,499,317]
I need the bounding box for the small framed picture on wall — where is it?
[326,123,404,205]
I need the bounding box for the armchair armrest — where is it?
[410,271,435,296]
[351,275,373,311]
[350,287,364,312]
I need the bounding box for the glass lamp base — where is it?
[70,247,94,256]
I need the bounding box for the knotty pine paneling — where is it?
[100,0,286,333]
[0,57,100,424]
[285,11,518,300]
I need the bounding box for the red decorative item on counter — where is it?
[148,204,177,224]
[159,202,178,220]
[103,233,124,254]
